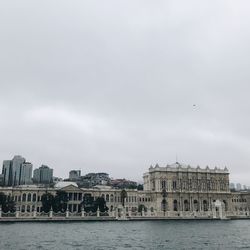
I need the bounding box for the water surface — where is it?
[0,220,250,249]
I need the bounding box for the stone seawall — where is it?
[0,216,249,222]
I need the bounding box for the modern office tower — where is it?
[20,162,33,185]
[2,160,12,186]
[12,155,26,186]
[33,165,53,184]
[69,170,81,180]
[1,155,33,186]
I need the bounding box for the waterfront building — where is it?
[0,162,249,220]
[33,165,53,184]
[143,163,234,217]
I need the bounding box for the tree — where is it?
[95,197,109,213]
[41,191,69,213]
[82,195,109,213]
[120,189,127,207]
[41,193,54,213]
[137,184,143,190]
[53,191,68,212]
[82,194,95,213]
[0,192,16,213]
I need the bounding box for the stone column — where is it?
[0,206,2,218]
[81,207,85,217]
[16,208,20,218]
[128,207,131,217]
[115,207,119,219]
[142,207,145,217]
[33,208,37,218]
[122,206,126,219]
[97,208,100,217]
[49,208,53,218]
[66,208,69,218]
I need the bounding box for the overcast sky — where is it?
[0,1,250,184]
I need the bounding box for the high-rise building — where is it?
[2,160,12,186]
[229,183,235,190]
[20,162,33,185]
[12,155,26,186]
[33,165,53,184]
[236,183,242,191]
[1,155,33,186]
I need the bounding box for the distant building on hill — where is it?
[69,170,81,180]
[110,178,137,189]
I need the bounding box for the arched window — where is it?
[173,200,178,211]
[184,200,189,211]
[32,194,37,202]
[223,200,228,211]
[21,205,25,212]
[106,194,109,202]
[172,181,177,190]
[110,194,114,202]
[27,193,32,202]
[27,205,30,212]
[32,205,35,212]
[203,200,208,211]
[161,180,166,189]
[22,193,26,202]
[161,200,167,211]
[194,200,199,211]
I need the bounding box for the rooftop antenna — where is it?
[176,154,178,163]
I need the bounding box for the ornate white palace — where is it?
[0,163,249,221]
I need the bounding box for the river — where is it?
[0,220,250,249]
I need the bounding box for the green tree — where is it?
[82,194,95,212]
[53,191,68,212]
[95,197,109,213]
[41,191,69,213]
[82,195,109,213]
[41,193,54,213]
[0,192,16,213]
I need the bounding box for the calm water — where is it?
[0,220,250,249]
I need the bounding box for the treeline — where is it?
[40,191,109,213]
[0,192,16,212]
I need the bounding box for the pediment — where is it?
[60,184,82,192]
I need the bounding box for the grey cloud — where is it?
[0,1,250,184]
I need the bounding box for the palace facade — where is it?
[0,163,249,220]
